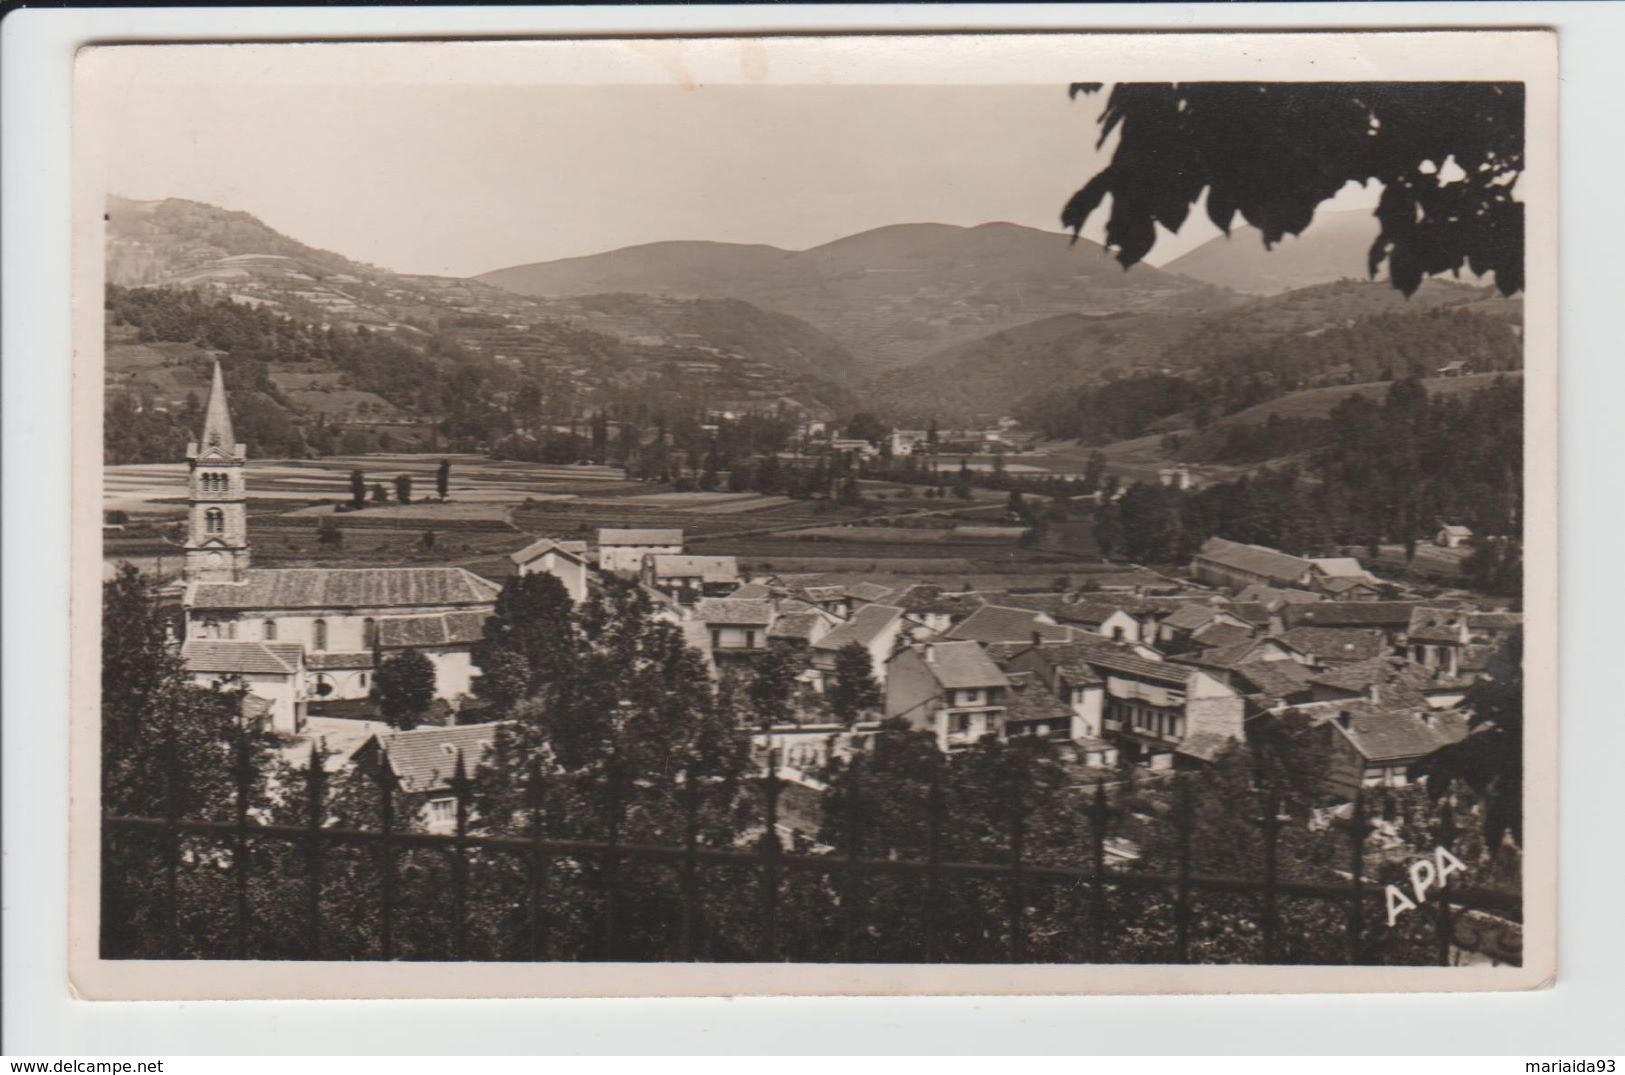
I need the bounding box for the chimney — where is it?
[1336,710,1353,730]
[1031,630,1044,650]
[1367,682,1381,704]
[923,645,936,664]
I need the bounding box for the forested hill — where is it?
[1010,279,1522,443]
[1095,375,1524,596]
[102,196,878,463]
[102,284,859,464]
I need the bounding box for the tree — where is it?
[472,572,580,711]
[317,519,343,548]
[844,412,889,445]
[436,458,451,500]
[1062,81,1524,296]
[420,529,436,552]
[394,474,413,505]
[827,643,881,727]
[372,648,437,730]
[349,468,366,510]
[371,482,389,504]
[1414,635,1523,845]
[954,459,973,500]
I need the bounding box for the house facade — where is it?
[597,528,683,576]
[884,642,1009,752]
[509,537,591,603]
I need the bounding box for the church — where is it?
[178,363,499,734]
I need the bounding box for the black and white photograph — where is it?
[69,32,1556,998]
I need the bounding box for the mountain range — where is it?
[478,222,1233,371]
[105,196,1520,440]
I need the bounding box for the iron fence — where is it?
[100,738,1523,965]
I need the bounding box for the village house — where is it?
[996,644,1116,765]
[641,554,741,605]
[181,639,310,735]
[1156,602,1257,652]
[1050,601,1144,645]
[692,597,776,657]
[1435,360,1473,378]
[1405,607,1520,679]
[508,537,591,604]
[1006,636,1244,769]
[1435,524,1474,549]
[1313,704,1469,797]
[596,527,683,576]
[809,603,905,688]
[349,722,507,833]
[1001,671,1082,742]
[1170,635,1313,690]
[884,641,1010,753]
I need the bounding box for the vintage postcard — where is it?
[69,30,1556,998]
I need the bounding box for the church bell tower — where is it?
[184,361,251,582]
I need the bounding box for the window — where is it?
[358,673,368,689]
[948,712,970,735]
[204,507,225,534]
[959,688,983,707]
[362,618,378,649]
[313,619,328,651]
[263,619,277,641]
[426,798,456,825]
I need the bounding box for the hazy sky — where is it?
[97,59,1377,278]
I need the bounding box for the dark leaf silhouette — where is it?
[1063,82,1524,296]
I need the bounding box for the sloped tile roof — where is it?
[1219,602,1273,627]
[1277,627,1389,664]
[1232,659,1316,699]
[376,722,508,794]
[1308,655,1439,707]
[845,582,897,604]
[1194,537,1314,583]
[1031,637,1190,687]
[768,611,828,641]
[1051,601,1131,627]
[188,568,500,611]
[813,604,902,652]
[1236,584,1324,606]
[694,598,775,625]
[920,641,1008,690]
[1003,671,1073,725]
[647,555,739,583]
[1318,576,1381,596]
[1307,557,1370,578]
[1286,602,1420,629]
[1323,704,1469,763]
[182,640,303,675]
[377,610,487,648]
[1162,603,1225,632]
[509,537,588,565]
[598,528,683,546]
[1191,622,1255,650]
[945,605,1074,645]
